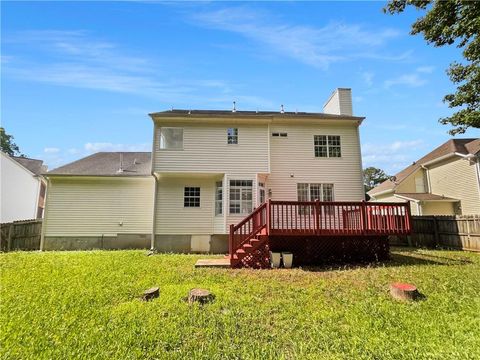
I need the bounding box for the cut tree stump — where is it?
[142,287,159,301]
[390,283,419,301]
[187,288,214,305]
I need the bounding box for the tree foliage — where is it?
[364,167,390,192]
[0,127,23,157]
[384,0,480,135]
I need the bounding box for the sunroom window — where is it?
[229,180,253,214]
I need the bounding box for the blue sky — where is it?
[2,1,479,174]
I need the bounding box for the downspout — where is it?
[150,175,158,250]
[416,201,422,216]
[355,122,365,200]
[421,165,431,193]
[39,177,52,251]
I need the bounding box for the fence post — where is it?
[7,223,14,252]
[433,216,439,247]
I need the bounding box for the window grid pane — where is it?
[229,180,253,214]
[215,181,223,215]
[227,128,238,144]
[314,135,341,158]
[184,187,200,207]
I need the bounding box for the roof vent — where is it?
[188,110,191,115]
[133,158,139,165]
[117,153,124,173]
[232,101,236,113]
[280,104,284,114]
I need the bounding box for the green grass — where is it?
[1,248,479,359]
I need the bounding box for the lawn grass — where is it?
[1,247,479,359]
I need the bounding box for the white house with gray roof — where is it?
[41,88,367,252]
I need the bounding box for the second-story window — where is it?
[314,135,341,158]
[159,127,183,150]
[227,128,238,144]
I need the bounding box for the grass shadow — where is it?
[298,248,472,272]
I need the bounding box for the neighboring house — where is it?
[0,152,47,223]
[368,138,480,215]
[42,88,366,252]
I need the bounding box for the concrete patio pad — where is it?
[194,258,230,268]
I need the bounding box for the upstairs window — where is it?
[184,187,200,207]
[314,135,341,158]
[159,127,183,150]
[272,132,288,137]
[227,128,238,144]
[229,180,253,214]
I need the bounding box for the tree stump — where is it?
[142,287,159,301]
[188,288,214,305]
[390,283,419,301]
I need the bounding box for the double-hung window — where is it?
[184,187,200,207]
[229,180,253,214]
[314,135,341,158]
[227,128,238,144]
[159,127,183,150]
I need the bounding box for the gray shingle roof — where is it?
[149,109,365,121]
[12,156,47,175]
[46,152,151,176]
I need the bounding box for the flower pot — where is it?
[270,252,281,268]
[282,252,293,268]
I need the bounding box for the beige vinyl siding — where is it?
[155,176,216,235]
[153,122,269,176]
[395,169,424,193]
[428,158,480,215]
[44,177,154,236]
[267,123,364,202]
[421,202,455,215]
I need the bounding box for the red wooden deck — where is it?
[229,200,411,268]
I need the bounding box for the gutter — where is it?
[369,188,394,198]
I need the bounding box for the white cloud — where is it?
[384,74,427,88]
[416,66,435,73]
[362,139,425,173]
[84,142,151,153]
[361,71,374,87]
[3,30,273,108]
[191,8,404,69]
[44,147,60,153]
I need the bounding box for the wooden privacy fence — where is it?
[0,219,42,252]
[390,215,480,251]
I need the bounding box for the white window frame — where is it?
[314,135,341,158]
[229,180,253,215]
[297,183,335,202]
[215,181,223,216]
[159,127,184,150]
[227,128,238,145]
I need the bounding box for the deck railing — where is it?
[229,200,412,258]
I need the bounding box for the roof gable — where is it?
[369,138,479,196]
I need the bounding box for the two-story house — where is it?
[1,151,47,223]
[41,88,370,253]
[368,138,480,215]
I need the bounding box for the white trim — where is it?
[394,194,459,203]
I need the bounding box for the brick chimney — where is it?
[323,88,353,116]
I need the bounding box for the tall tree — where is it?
[384,0,480,135]
[0,127,23,157]
[364,167,390,192]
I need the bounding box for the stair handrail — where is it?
[229,202,268,259]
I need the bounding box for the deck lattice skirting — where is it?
[229,200,411,268]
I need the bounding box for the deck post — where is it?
[360,200,367,235]
[315,199,320,235]
[266,199,271,235]
[229,224,234,260]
